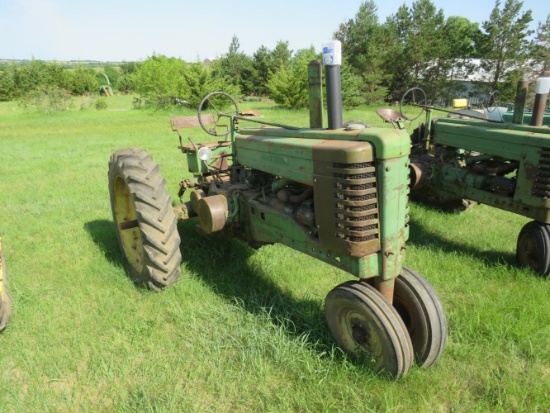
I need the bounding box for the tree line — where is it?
[1,0,548,110]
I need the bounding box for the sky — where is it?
[0,0,548,62]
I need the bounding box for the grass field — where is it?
[0,95,548,412]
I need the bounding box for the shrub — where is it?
[18,86,73,114]
[65,65,97,96]
[131,56,239,110]
[94,98,108,110]
[129,55,189,109]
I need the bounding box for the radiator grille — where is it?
[532,148,550,199]
[332,162,379,242]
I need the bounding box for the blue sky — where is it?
[0,0,547,61]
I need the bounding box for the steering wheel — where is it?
[486,90,501,113]
[400,87,427,122]
[198,91,240,137]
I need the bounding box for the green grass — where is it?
[0,95,548,412]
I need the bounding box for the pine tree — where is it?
[531,15,550,77]
[478,0,533,91]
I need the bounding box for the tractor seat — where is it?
[376,108,409,123]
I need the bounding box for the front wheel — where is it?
[108,147,182,290]
[325,281,413,380]
[393,267,447,368]
[516,221,550,277]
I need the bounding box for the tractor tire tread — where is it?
[397,267,447,368]
[345,282,414,376]
[108,147,181,290]
[326,280,413,379]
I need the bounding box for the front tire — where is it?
[393,267,447,368]
[516,221,550,277]
[325,281,413,380]
[108,147,182,290]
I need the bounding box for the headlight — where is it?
[198,146,212,161]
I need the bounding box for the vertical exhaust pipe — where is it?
[530,77,550,127]
[308,60,323,128]
[512,79,528,125]
[322,41,343,129]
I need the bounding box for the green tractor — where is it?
[0,235,13,332]
[108,52,447,380]
[394,78,550,276]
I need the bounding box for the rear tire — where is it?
[0,236,13,332]
[108,147,182,290]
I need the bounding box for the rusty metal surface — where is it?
[197,194,228,233]
[119,219,139,230]
[173,202,195,221]
[530,93,549,127]
[312,141,381,258]
[213,150,229,171]
[376,108,409,123]
[171,114,215,130]
[180,140,231,153]
[410,162,429,188]
[190,189,206,213]
[512,80,529,124]
[239,110,262,117]
[374,277,395,304]
[308,60,323,128]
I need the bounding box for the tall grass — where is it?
[0,95,548,412]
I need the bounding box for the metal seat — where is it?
[376,108,409,129]
[376,108,409,123]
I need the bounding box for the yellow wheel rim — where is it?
[113,176,144,274]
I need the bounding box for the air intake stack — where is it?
[322,40,343,129]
